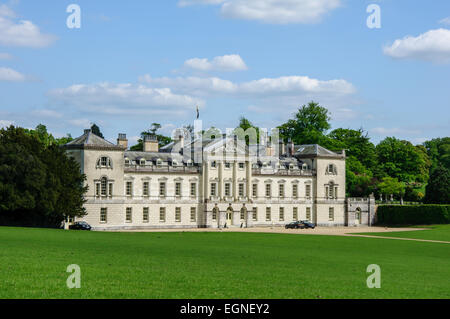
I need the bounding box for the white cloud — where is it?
[179,0,341,24]
[439,17,450,26]
[48,83,204,116]
[0,119,14,128]
[140,74,355,97]
[184,54,248,72]
[0,5,56,48]
[0,67,26,81]
[0,52,13,60]
[383,28,450,63]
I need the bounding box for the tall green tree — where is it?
[375,137,431,183]
[278,101,331,145]
[424,137,450,172]
[0,126,87,227]
[234,117,260,145]
[424,165,450,204]
[90,123,104,138]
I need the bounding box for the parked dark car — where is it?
[301,221,316,229]
[285,221,305,229]
[69,221,92,231]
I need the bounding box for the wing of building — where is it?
[64,129,375,230]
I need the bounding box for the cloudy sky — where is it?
[0,0,449,146]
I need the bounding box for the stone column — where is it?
[246,160,251,201]
[233,161,237,201]
[219,161,224,200]
[203,161,209,200]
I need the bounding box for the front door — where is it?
[226,209,233,226]
[355,209,361,225]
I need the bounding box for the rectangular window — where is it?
[252,207,258,221]
[126,181,133,197]
[334,187,338,199]
[266,207,271,221]
[143,207,149,223]
[279,207,285,221]
[306,184,311,198]
[225,162,231,169]
[175,207,181,222]
[239,163,245,169]
[292,184,298,198]
[238,183,245,197]
[96,183,100,197]
[126,207,132,223]
[211,161,217,168]
[210,183,217,196]
[175,182,182,197]
[329,207,334,221]
[279,184,285,198]
[225,183,231,197]
[252,184,258,198]
[212,209,217,221]
[190,183,197,197]
[108,183,113,197]
[306,207,311,221]
[240,209,245,220]
[100,208,107,223]
[190,207,196,222]
[159,182,166,197]
[101,179,108,196]
[328,186,333,199]
[293,207,298,221]
[265,184,271,197]
[143,182,149,196]
[159,207,166,222]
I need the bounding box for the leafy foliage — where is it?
[90,123,104,138]
[377,205,450,225]
[424,165,450,204]
[278,101,331,145]
[0,126,87,227]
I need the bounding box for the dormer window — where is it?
[172,160,178,167]
[289,163,295,170]
[140,159,146,166]
[156,159,163,167]
[97,156,112,169]
[302,163,308,170]
[186,160,193,167]
[125,158,130,166]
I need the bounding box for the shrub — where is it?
[376,205,450,225]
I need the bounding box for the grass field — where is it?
[0,227,449,299]
[359,224,450,242]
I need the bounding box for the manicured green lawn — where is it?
[359,224,450,242]
[0,227,449,299]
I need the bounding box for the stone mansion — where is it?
[64,128,375,230]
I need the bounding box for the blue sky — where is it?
[0,0,449,146]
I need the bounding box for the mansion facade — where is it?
[64,129,375,231]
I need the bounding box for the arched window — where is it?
[302,163,308,170]
[97,156,113,169]
[327,163,337,175]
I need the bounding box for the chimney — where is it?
[117,133,128,150]
[178,135,184,149]
[84,129,91,135]
[287,139,295,157]
[279,140,285,156]
[143,135,159,152]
